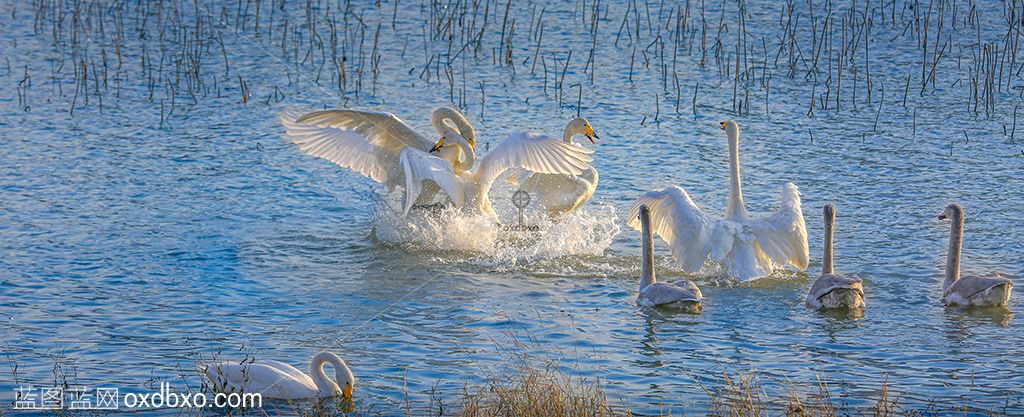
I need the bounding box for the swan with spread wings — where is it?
[400,129,594,218]
[627,121,809,281]
[280,107,477,208]
[506,117,600,215]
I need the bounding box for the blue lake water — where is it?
[1,0,1023,415]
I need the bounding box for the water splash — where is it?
[370,199,620,271]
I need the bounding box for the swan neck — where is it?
[725,132,746,219]
[563,124,577,144]
[430,110,445,133]
[433,108,476,171]
[312,351,353,395]
[822,211,835,275]
[433,108,474,143]
[309,352,335,394]
[452,134,477,172]
[945,209,963,289]
[640,209,656,290]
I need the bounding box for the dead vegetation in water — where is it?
[3,345,1014,417]
[458,357,623,417]
[12,0,1024,149]
[453,361,909,417]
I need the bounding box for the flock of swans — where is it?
[199,107,1014,401]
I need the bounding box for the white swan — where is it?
[938,203,1013,307]
[280,107,476,206]
[204,351,355,400]
[627,121,809,281]
[399,130,594,218]
[806,204,865,309]
[506,118,600,214]
[636,204,704,312]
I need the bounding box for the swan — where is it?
[204,351,355,400]
[806,204,865,310]
[636,204,703,312]
[280,107,476,206]
[399,129,594,218]
[627,121,809,281]
[937,203,1013,307]
[506,118,600,214]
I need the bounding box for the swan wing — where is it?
[477,131,593,185]
[748,182,810,270]
[258,360,314,385]
[504,168,533,187]
[627,186,725,273]
[945,274,1013,300]
[205,362,314,399]
[509,168,596,213]
[399,148,464,214]
[807,273,863,300]
[281,110,434,190]
[639,282,703,306]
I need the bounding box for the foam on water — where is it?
[370,199,620,271]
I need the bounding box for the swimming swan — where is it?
[938,203,1013,307]
[636,205,703,312]
[506,118,600,214]
[628,121,809,281]
[806,204,865,309]
[400,130,594,218]
[280,107,476,206]
[204,351,355,400]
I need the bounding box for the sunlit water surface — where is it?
[1,0,1023,415]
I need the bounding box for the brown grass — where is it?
[455,361,911,417]
[459,359,625,417]
[8,347,1005,417]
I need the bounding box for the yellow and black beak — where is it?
[343,384,354,399]
[719,121,727,130]
[429,137,445,153]
[584,125,599,144]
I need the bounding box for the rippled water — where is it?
[2,0,1023,415]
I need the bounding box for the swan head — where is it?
[823,203,836,220]
[566,117,599,143]
[429,136,446,153]
[938,203,963,220]
[458,126,477,149]
[433,106,476,149]
[341,370,355,399]
[429,129,472,154]
[331,353,356,399]
[638,204,652,221]
[718,120,740,139]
